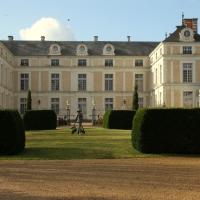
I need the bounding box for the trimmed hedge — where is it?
[103,110,136,130]
[0,110,25,155]
[23,110,57,130]
[132,108,200,154]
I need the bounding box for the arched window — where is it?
[103,44,115,55]
[49,44,61,55]
[76,44,88,56]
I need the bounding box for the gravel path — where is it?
[0,157,200,199]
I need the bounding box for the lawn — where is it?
[0,127,148,160]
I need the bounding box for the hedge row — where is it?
[132,108,200,154]
[103,110,136,130]
[23,110,57,130]
[0,110,25,155]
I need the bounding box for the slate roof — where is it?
[163,25,200,42]
[0,41,159,56]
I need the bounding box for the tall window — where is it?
[20,73,29,91]
[183,46,192,54]
[20,98,27,114]
[78,74,87,91]
[78,59,87,67]
[183,91,193,107]
[183,63,192,83]
[105,59,113,67]
[105,74,113,91]
[51,73,59,91]
[51,59,59,66]
[135,59,143,67]
[51,98,59,114]
[135,74,143,91]
[105,98,113,111]
[138,97,144,108]
[21,59,29,66]
[78,98,87,118]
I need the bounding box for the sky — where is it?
[0,0,200,41]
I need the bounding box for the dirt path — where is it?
[0,157,200,199]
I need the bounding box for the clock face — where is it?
[79,45,85,52]
[106,46,112,52]
[184,30,190,37]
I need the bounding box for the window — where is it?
[21,59,29,66]
[78,59,87,66]
[20,73,29,91]
[105,74,113,91]
[105,98,113,111]
[51,98,59,114]
[135,59,143,67]
[20,98,27,114]
[51,59,59,66]
[135,74,143,91]
[78,98,87,117]
[183,46,192,54]
[78,74,87,91]
[105,59,113,67]
[183,63,192,83]
[183,91,193,107]
[51,73,59,91]
[138,97,144,108]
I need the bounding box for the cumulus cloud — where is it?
[19,17,75,41]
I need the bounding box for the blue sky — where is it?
[0,0,200,41]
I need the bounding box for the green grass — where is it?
[0,127,152,160]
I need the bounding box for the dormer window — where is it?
[49,44,61,55]
[76,44,88,56]
[103,44,115,55]
[21,59,29,66]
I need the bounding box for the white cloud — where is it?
[19,17,75,41]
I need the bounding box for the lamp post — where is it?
[92,100,96,126]
[66,100,70,126]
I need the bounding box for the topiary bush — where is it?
[0,110,25,155]
[103,110,136,130]
[132,108,200,154]
[23,110,57,130]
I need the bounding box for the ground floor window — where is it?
[138,97,144,108]
[51,98,59,114]
[183,91,193,107]
[105,98,113,111]
[20,98,27,114]
[78,98,87,118]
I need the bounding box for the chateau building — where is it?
[0,18,200,119]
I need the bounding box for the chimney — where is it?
[94,36,98,42]
[8,36,14,41]
[183,18,198,33]
[127,36,131,42]
[41,36,45,41]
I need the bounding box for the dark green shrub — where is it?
[103,110,136,130]
[0,110,25,155]
[103,110,111,128]
[132,108,200,154]
[23,110,57,130]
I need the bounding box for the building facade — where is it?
[0,18,200,119]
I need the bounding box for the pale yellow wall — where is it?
[115,59,123,67]
[115,96,122,109]
[93,72,102,91]
[174,90,181,107]
[172,46,180,54]
[62,71,71,91]
[38,96,48,109]
[173,60,180,83]
[94,96,103,112]
[195,46,200,54]
[41,71,48,91]
[126,96,132,110]
[166,61,171,83]
[125,72,133,91]
[31,72,39,92]
[166,89,171,107]
[196,61,200,82]
[115,72,123,91]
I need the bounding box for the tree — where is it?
[26,90,32,111]
[132,84,139,110]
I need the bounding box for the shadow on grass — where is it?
[18,147,115,159]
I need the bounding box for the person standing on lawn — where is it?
[75,110,85,134]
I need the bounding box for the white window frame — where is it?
[51,98,60,114]
[51,73,60,91]
[78,74,87,91]
[105,74,113,91]
[20,73,29,91]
